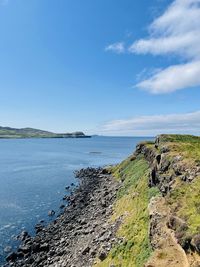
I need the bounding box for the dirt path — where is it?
[145,196,189,267]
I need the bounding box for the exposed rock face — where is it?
[191,235,200,253]
[136,138,200,196]
[137,136,200,266]
[5,168,121,267]
[4,134,200,267]
[146,197,190,267]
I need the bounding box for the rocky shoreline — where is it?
[5,167,121,267]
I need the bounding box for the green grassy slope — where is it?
[0,126,89,138]
[95,155,160,267]
[94,134,200,267]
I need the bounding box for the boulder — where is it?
[48,210,55,216]
[6,252,18,262]
[82,245,90,255]
[18,245,31,254]
[168,215,188,231]
[98,250,107,261]
[191,234,200,253]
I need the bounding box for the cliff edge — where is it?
[5,134,200,267]
[95,134,200,267]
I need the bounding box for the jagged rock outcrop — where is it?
[4,134,200,267]
[136,135,200,266]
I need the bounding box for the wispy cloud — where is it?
[106,0,200,94]
[105,42,125,54]
[137,61,200,94]
[100,110,200,136]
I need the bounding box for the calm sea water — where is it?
[0,136,153,264]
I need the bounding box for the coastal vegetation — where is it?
[94,156,160,267]
[5,134,200,267]
[95,134,200,267]
[0,126,90,138]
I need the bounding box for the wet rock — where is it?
[18,231,30,241]
[5,167,121,267]
[4,246,12,253]
[31,243,40,253]
[18,244,31,254]
[48,210,55,216]
[40,243,49,252]
[6,252,18,262]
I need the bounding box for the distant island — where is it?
[0,126,91,139]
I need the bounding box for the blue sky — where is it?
[0,0,199,136]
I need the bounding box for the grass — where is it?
[94,134,200,266]
[170,142,200,162]
[157,134,200,162]
[159,134,200,144]
[168,176,200,235]
[159,134,200,249]
[0,127,87,138]
[94,156,160,267]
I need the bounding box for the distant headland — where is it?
[0,126,91,139]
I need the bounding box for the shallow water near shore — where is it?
[0,136,153,264]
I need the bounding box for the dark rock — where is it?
[40,243,49,252]
[101,169,108,174]
[160,157,170,172]
[18,231,30,241]
[35,224,44,234]
[178,234,192,251]
[48,210,55,216]
[31,243,40,253]
[82,245,90,255]
[168,215,188,231]
[6,252,18,262]
[24,256,34,264]
[6,167,120,267]
[191,234,200,253]
[18,245,31,254]
[160,146,170,153]
[98,250,107,261]
[101,199,107,207]
[63,195,71,201]
[149,168,159,187]
[156,154,161,165]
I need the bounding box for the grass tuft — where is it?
[94,156,159,267]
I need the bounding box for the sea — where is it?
[0,136,154,264]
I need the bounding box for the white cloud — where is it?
[137,61,200,94]
[100,111,200,136]
[130,0,200,93]
[105,42,125,54]
[130,0,200,60]
[106,0,200,94]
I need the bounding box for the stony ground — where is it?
[5,167,121,267]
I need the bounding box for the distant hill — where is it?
[0,126,91,139]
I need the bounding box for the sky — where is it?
[0,0,199,136]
